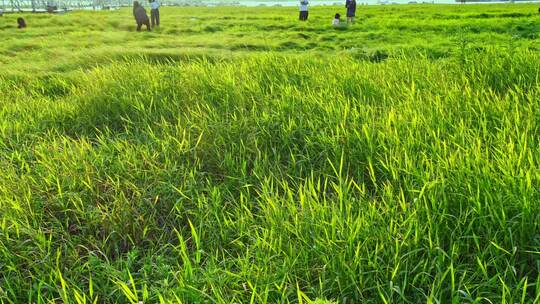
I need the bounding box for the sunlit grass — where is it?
[1,4,540,303]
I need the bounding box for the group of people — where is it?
[133,0,161,31]
[298,0,357,25]
[3,1,538,32]
[135,0,358,32]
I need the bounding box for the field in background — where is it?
[1,4,539,73]
[1,4,540,303]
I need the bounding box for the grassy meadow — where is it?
[1,3,540,303]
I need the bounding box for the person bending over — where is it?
[133,1,150,32]
[17,17,26,29]
[332,13,341,25]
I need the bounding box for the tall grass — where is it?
[1,3,540,303]
[1,46,539,302]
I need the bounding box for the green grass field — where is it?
[1,4,540,303]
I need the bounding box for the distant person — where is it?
[17,17,26,29]
[345,0,356,24]
[149,0,160,28]
[0,8,4,17]
[133,1,150,32]
[332,13,341,25]
[299,0,308,21]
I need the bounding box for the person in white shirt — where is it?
[149,0,160,28]
[332,13,341,26]
[299,0,308,21]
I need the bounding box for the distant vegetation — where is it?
[1,4,540,303]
